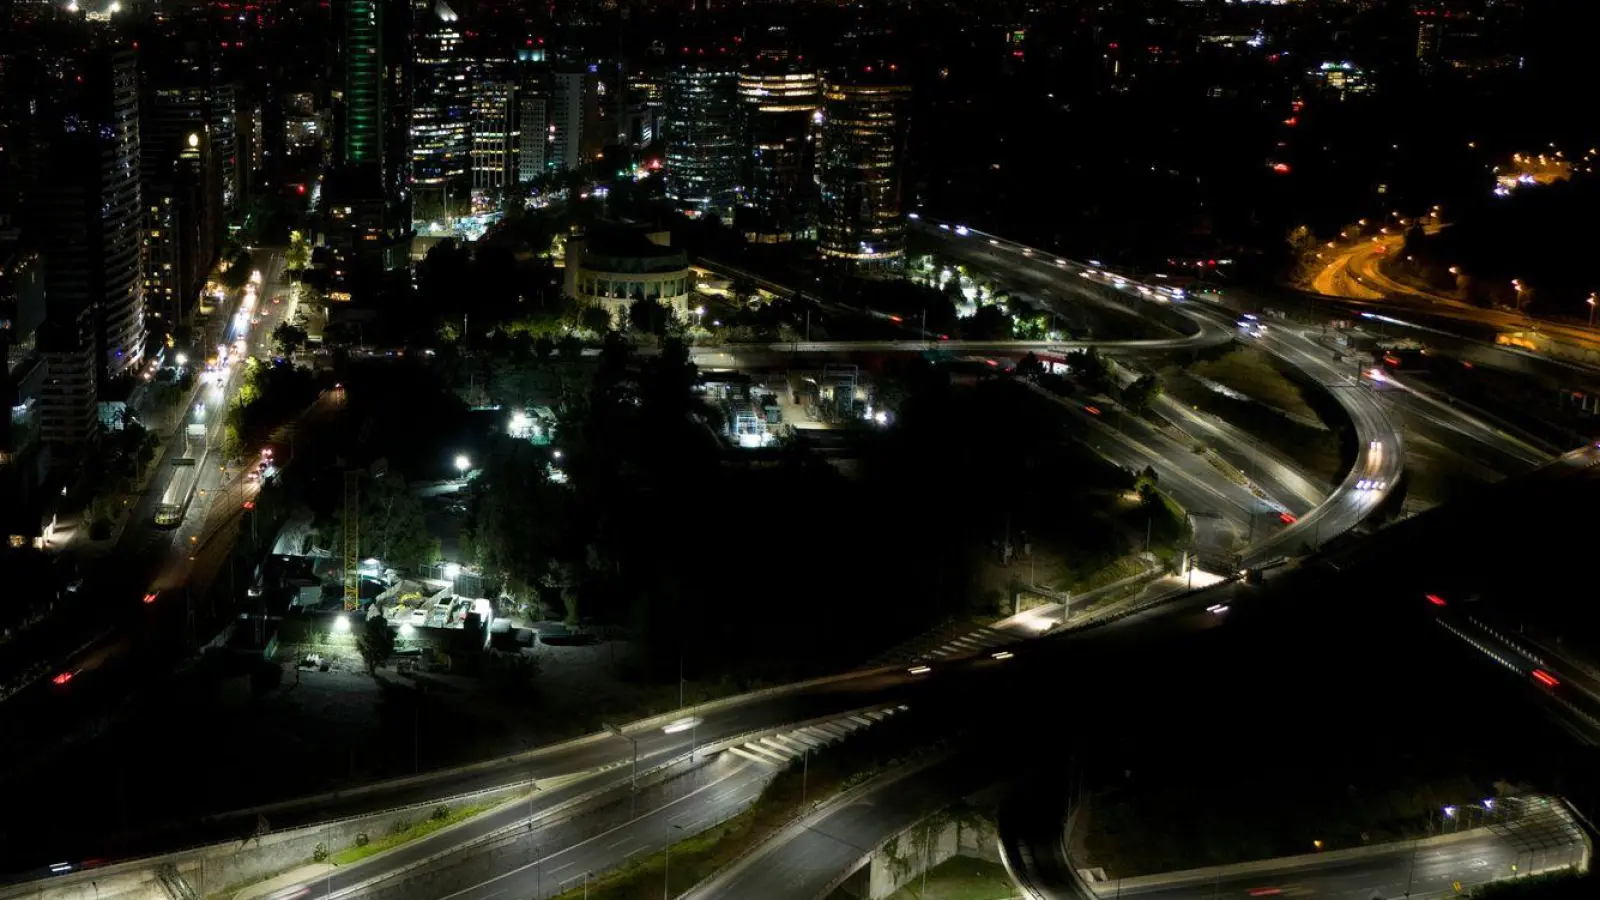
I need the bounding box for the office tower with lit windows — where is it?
[471,78,520,191]
[816,69,910,273]
[664,63,738,220]
[736,58,819,243]
[410,0,469,217]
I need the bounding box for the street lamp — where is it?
[663,822,685,899]
[454,454,471,481]
[1588,293,1596,328]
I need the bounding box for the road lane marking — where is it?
[436,759,758,900]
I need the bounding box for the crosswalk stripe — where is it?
[742,743,792,764]
[728,746,775,765]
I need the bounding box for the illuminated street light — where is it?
[334,615,351,634]
[454,454,471,474]
[400,623,416,638]
[444,562,461,580]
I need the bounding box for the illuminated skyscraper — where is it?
[410,0,468,212]
[343,0,385,167]
[736,58,819,243]
[665,63,737,220]
[471,78,519,191]
[816,69,910,273]
[326,0,412,301]
[37,46,147,380]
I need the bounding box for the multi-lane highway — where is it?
[1005,792,1586,900]
[923,223,1405,568]
[9,226,1589,900]
[1311,234,1600,356]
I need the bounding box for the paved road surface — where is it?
[1311,235,1600,354]
[680,754,989,900]
[922,222,1403,568]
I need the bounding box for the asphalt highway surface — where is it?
[680,754,992,900]
[1007,790,1586,900]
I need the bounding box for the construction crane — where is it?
[343,468,360,610]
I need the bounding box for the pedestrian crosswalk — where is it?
[724,706,909,767]
[920,625,1021,660]
[871,622,1027,668]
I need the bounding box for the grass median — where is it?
[551,713,941,900]
[330,801,496,866]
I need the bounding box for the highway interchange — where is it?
[7,231,1596,900]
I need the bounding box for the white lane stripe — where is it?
[435,760,755,900]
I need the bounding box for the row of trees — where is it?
[222,358,320,460]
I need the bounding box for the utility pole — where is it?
[342,469,360,611]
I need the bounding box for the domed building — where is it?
[564,223,693,326]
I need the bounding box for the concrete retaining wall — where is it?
[0,783,527,900]
[866,812,1001,900]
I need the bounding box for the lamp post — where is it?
[454,454,471,482]
[1588,293,1596,328]
[663,822,684,899]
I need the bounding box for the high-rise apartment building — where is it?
[517,91,549,182]
[550,70,596,172]
[140,123,219,330]
[664,63,738,220]
[141,83,224,328]
[410,0,469,212]
[36,46,147,383]
[736,59,819,243]
[36,306,97,448]
[816,70,910,274]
